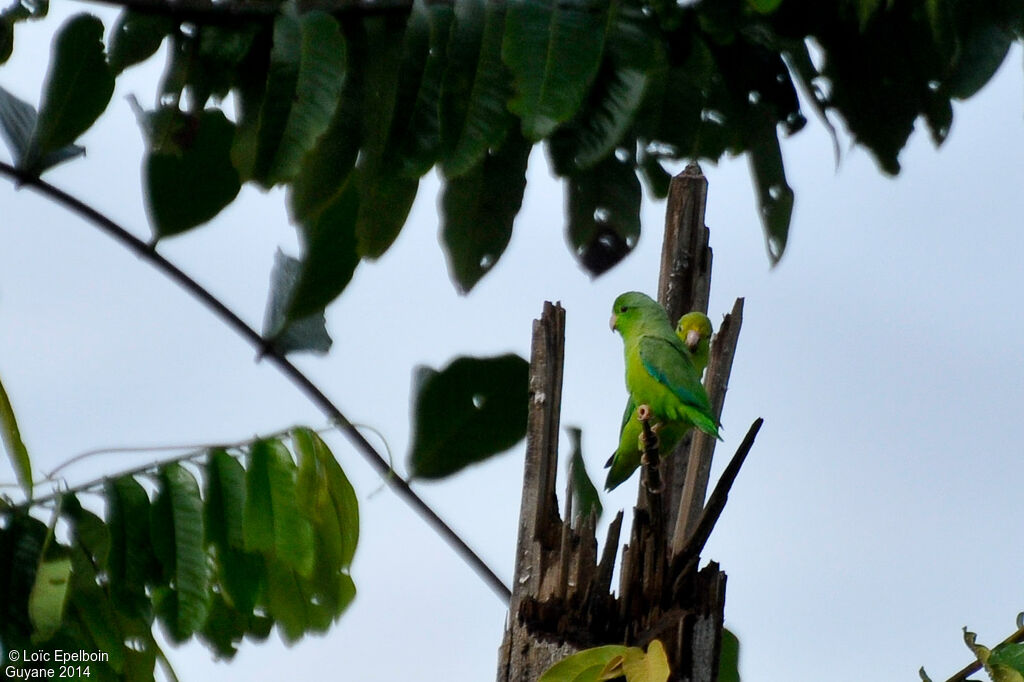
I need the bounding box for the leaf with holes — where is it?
[408,354,529,479]
[565,146,640,277]
[441,127,530,293]
[747,120,792,265]
[205,448,261,616]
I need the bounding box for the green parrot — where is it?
[604,293,719,490]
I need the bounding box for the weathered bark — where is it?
[498,166,757,682]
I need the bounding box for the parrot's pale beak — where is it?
[609,314,617,332]
[685,328,700,350]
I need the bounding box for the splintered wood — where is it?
[497,166,756,682]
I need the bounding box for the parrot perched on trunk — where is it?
[604,293,718,491]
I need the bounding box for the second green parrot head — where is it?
[610,292,666,335]
[676,311,713,374]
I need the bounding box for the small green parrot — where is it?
[604,293,719,490]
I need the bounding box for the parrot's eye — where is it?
[618,305,628,313]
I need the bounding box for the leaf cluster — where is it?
[3,0,1019,351]
[0,428,358,681]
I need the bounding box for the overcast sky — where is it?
[2,5,1023,681]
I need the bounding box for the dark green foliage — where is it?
[2,1,1019,339]
[408,354,530,479]
[0,435,358,679]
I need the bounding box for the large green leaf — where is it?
[106,476,155,618]
[0,369,31,498]
[288,20,363,224]
[547,0,663,174]
[24,14,113,174]
[439,0,515,177]
[292,428,358,569]
[353,169,419,259]
[0,87,83,173]
[440,126,531,293]
[205,448,261,615]
[283,179,361,322]
[565,146,640,276]
[153,463,209,640]
[408,354,529,479]
[145,109,242,239]
[240,8,346,188]
[504,0,610,140]
[746,120,793,264]
[107,10,173,75]
[28,556,72,642]
[539,645,629,682]
[245,439,315,577]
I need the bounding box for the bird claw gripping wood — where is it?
[637,404,664,494]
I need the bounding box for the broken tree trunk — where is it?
[497,164,756,682]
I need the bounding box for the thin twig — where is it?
[0,160,511,602]
[80,0,415,23]
[942,625,1024,682]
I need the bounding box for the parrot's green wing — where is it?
[638,335,719,438]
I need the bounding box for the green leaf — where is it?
[567,427,602,523]
[288,21,362,225]
[619,639,670,682]
[565,147,640,276]
[354,169,419,259]
[284,178,361,322]
[389,0,454,178]
[24,14,114,174]
[28,556,72,642]
[539,645,630,682]
[293,428,359,569]
[0,513,47,638]
[262,251,333,355]
[718,628,741,682]
[107,10,173,75]
[265,559,308,643]
[946,15,1013,100]
[205,448,261,615]
[439,0,515,177]
[0,369,31,498]
[0,86,83,182]
[990,642,1024,678]
[156,463,210,640]
[0,17,12,64]
[408,354,529,479]
[440,126,531,293]
[548,0,663,174]
[106,476,154,618]
[62,493,110,571]
[145,109,242,239]
[244,8,346,187]
[245,439,315,577]
[504,0,610,140]
[746,120,793,264]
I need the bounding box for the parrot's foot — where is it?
[636,404,652,421]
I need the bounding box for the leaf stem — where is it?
[0,159,511,602]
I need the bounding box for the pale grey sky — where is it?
[2,5,1023,681]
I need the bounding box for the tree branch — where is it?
[0,159,511,602]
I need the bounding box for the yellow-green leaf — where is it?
[540,645,630,682]
[28,556,71,642]
[0,369,31,498]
